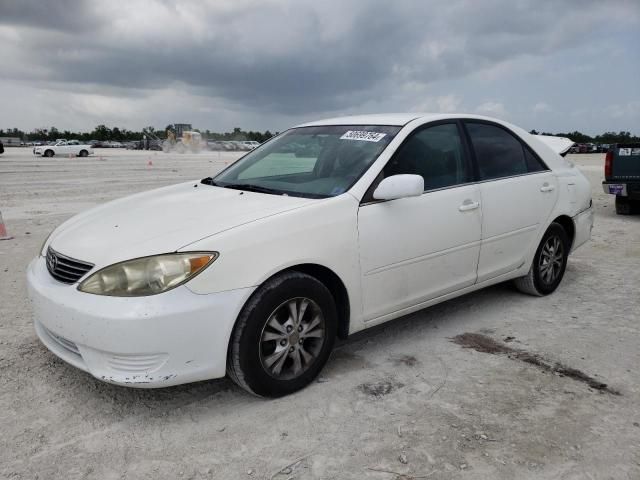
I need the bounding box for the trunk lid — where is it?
[534,135,575,157]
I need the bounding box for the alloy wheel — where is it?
[539,235,564,285]
[259,297,326,380]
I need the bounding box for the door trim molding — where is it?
[364,239,481,276]
[481,224,539,245]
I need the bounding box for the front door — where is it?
[56,142,71,155]
[357,122,482,322]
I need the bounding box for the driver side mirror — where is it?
[373,174,424,201]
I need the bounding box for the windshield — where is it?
[212,125,401,198]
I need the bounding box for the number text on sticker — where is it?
[340,131,387,142]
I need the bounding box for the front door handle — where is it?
[540,183,555,192]
[459,200,480,212]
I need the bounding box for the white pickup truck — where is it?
[33,140,94,158]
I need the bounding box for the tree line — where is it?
[529,130,639,144]
[0,125,276,143]
[1,125,637,145]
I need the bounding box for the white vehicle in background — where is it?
[230,141,251,151]
[28,113,593,397]
[33,140,94,158]
[242,141,261,149]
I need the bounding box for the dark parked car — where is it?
[598,144,610,153]
[603,144,640,214]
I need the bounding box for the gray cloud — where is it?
[0,0,638,133]
[0,0,98,31]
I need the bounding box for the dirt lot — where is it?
[1,148,639,479]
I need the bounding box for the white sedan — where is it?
[27,114,594,397]
[33,140,94,157]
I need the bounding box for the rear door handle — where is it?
[540,183,555,192]
[459,200,480,212]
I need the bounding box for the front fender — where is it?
[181,193,363,327]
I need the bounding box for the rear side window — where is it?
[383,123,469,191]
[524,147,547,172]
[466,122,529,180]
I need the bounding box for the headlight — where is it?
[78,252,218,296]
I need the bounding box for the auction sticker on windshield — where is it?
[340,131,387,142]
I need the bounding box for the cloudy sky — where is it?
[0,0,638,134]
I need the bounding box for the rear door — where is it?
[357,122,482,321]
[464,121,558,283]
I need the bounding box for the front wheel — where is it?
[44,150,54,157]
[514,222,570,296]
[227,271,337,397]
[78,149,88,157]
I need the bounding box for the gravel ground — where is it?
[1,149,639,479]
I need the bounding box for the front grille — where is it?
[46,247,94,284]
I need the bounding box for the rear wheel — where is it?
[227,271,337,397]
[79,149,88,157]
[514,222,570,296]
[44,150,54,157]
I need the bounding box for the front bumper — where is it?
[27,256,254,387]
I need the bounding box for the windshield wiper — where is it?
[222,183,284,195]
[201,178,287,196]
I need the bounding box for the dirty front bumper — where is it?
[27,256,254,387]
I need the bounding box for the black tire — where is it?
[514,222,570,296]
[615,196,634,215]
[44,149,54,157]
[79,149,88,157]
[227,271,337,397]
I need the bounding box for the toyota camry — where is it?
[27,114,594,397]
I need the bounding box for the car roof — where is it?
[295,113,512,128]
[296,113,425,127]
[294,113,573,171]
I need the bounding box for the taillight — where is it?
[604,151,613,178]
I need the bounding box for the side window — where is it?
[466,123,528,180]
[524,147,547,172]
[383,123,469,191]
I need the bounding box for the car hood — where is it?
[48,181,316,267]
